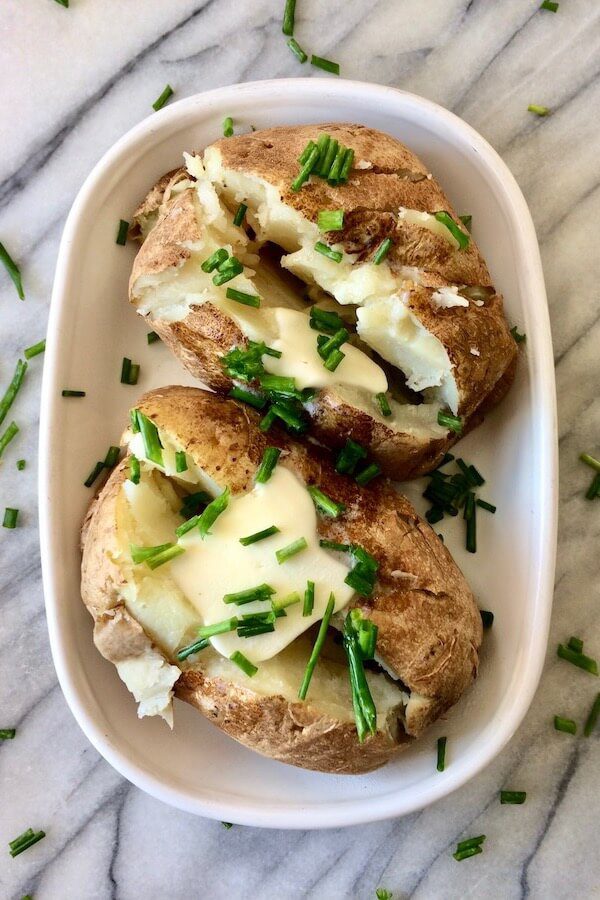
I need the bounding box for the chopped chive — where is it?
[130,542,173,564]
[465,495,477,554]
[130,408,140,433]
[335,438,368,475]
[230,650,257,677]
[319,539,351,552]
[459,214,472,232]
[585,473,600,500]
[528,104,550,116]
[500,790,527,804]
[456,835,486,853]
[259,374,298,395]
[198,617,239,639]
[127,363,140,385]
[453,846,483,862]
[237,623,275,638]
[179,490,211,519]
[201,248,229,273]
[480,610,494,629]
[554,715,577,734]
[355,463,381,487]
[436,736,447,772]
[438,410,463,434]
[129,455,140,485]
[0,241,25,300]
[309,305,345,334]
[344,568,375,596]
[223,583,275,605]
[228,386,267,410]
[3,508,18,529]
[176,638,210,661]
[557,644,598,675]
[226,287,261,308]
[152,84,174,112]
[376,392,392,417]
[298,593,336,699]
[223,116,234,137]
[120,357,131,384]
[324,348,345,371]
[61,389,86,397]
[233,203,248,227]
[584,693,600,737]
[16,459,25,470]
[221,821,233,829]
[314,136,336,179]
[276,537,308,564]
[271,592,302,613]
[282,0,296,35]
[287,37,308,63]
[0,359,27,428]
[375,891,392,900]
[567,636,584,654]
[116,219,129,245]
[510,325,526,343]
[580,452,600,473]
[175,514,201,538]
[310,55,340,75]
[318,210,345,232]
[147,331,160,344]
[291,144,320,192]
[103,446,120,468]
[270,401,307,432]
[9,829,46,858]
[307,485,346,517]
[0,421,19,459]
[146,544,185,570]
[303,580,315,617]
[136,411,164,466]
[372,237,393,265]
[197,487,230,538]
[84,460,105,488]
[318,327,348,360]
[175,450,188,473]
[339,148,355,183]
[540,0,559,8]
[24,339,46,360]
[240,611,276,625]
[327,145,347,184]
[239,525,280,546]
[0,728,16,739]
[213,257,243,285]
[476,499,496,513]
[259,408,276,432]
[342,612,377,740]
[434,211,470,250]
[255,446,281,483]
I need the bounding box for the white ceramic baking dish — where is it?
[39,78,557,829]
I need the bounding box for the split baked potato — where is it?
[128,123,516,480]
[81,386,482,774]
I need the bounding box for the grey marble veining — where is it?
[1,1,600,897]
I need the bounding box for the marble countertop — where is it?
[1,1,600,897]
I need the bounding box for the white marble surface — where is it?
[1,1,600,898]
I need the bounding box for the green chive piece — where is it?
[271,592,302,613]
[355,462,381,487]
[318,327,348,360]
[0,242,25,300]
[223,116,234,137]
[259,408,276,432]
[580,452,600,473]
[228,386,268,410]
[240,611,276,626]
[222,821,233,829]
[120,357,131,384]
[176,638,210,661]
[282,0,296,34]
[61,389,86,397]
[287,37,307,63]
[307,485,346,517]
[152,84,174,112]
[567,636,584,654]
[233,203,248,227]
[316,137,337,179]
[237,623,275,638]
[223,583,275,605]
[16,459,25,470]
[324,348,345,371]
[375,891,393,900]
[540,0,559,8]
[453,846,483,862]
[3,508,19,529]
[554,715,577,734]
[145,544,185,570]
[310,306,345,334]
[225,287,261,308]
[197,488,230,538]
[230,650,258,677]
[318,210,345,232]
[9,828,46,857]
[239,525,280,546]
[339,148,355,183]
[327,145,347,184]
[129,455,140,485]
[0,359,27,428]
[103,445,120,468]
[335,438,368,475]
[116,219,129,245]
[130,542,173,564]
[255,446,281,483]
[476,499,497,513]
[84,460,105,488]
[303,580,315,617]
[480,610,494,629]
[259,374,299,396]
[459,214,472,232]
[310,55,340,75]
[291,144,320,192]
[213,257,244,285]
[434,211,470,250]
[511,325,526,343]
[130,408,140,433]
[298,593,336,699]
[436,736,447,772]
[584,693,600,737]
[438,410,463,434]
[319,539,351,552]
[585,472,600,500]
[174,450,188,473]
[147,331,160,344]
[276,537,308,564]
[201,248,229,273]
[342,612,377,740]
[0,420,19,458]
[456,835,486,853]
[528,104,550,116]
[557,643,598,675]
[500,790,527,804]
[24,339,46,360]
[0,728,16,739]
[128,363,140,386]
[372,237,393,265]
[136,411,164,466]
[198,617,239,639]
[376,392,392,417]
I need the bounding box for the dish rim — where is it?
[39,77,558,829]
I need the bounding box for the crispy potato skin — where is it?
[80,387,481,771]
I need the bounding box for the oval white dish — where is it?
[39,78,557,829]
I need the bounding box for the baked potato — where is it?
[128,123,517,480]
[81,386,482,774]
